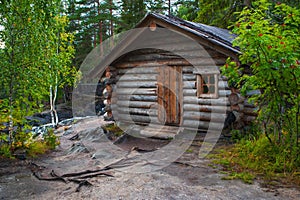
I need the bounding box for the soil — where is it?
[1,117,299,200]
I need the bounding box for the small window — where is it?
[197,74,219,98]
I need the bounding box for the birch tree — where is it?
[0,0,76,154]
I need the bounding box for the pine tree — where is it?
[118,0,147,32]
[66,0,117,68]
[175,0,199,21]
[145,0,168,14]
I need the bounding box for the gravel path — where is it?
[1,117,299,200]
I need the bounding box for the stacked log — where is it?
[181,66,230,131]
[243,90,260,124]
[110,48,233,131]
[227,88,245,129]
[102,67,115,121]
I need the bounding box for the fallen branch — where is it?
[60,167,112,177]
[33,171,68,183]
[29,162,113,192]
[29,146,156,192]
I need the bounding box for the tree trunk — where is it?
[53,76,59,125]
[8,78,13,147]
[50,85,55,126]
[109,0,113,37]
[96,0,103,55]
[168,0,171,15]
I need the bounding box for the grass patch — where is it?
[186,148,193,153]
[210,135,300,186]
[102,123,124,137]
[1,129,59,159]
[222,172,255,184]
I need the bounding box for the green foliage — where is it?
[44,129,60,149]
[221,1,300,147]
[0,0,75,157]
[194,0,300,29]
[220,1,300,185]
[195,0,246,28]
[212,135,300,185]
[27,141,49,158]
[102,123,124,137]
[25,129,59,157]
[0,144,13,158]
[222,171,255,184]
[66,0,118,68]
[27,130,59,158]
[175,0,199,21]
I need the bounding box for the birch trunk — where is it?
[49,76,59,126]
[8,81,13,146]
[50,85,55,126]
[53,76,58,125]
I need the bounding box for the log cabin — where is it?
[84,13,257,138]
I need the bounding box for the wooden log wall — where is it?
[181,64,231,131]
[243,90,260,124]
[110,47,252,131]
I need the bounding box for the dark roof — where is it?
[137,13,240,54]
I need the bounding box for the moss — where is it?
[102,123,124,137]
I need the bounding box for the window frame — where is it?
[196,73,219,99]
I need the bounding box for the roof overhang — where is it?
[87,13,240,79]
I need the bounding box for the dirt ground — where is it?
[1,117,299,200]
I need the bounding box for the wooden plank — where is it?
[183,81,197,89]
[125,53,181,62]
[116,74,157,81]
[177,66,183,125]
[116,95,157,101]
[118,67,158,74]
[183,96,230,106]
[182,112,227,122]
[219,90,231,97]
[119,51,225,63]
[183,88,231,97]
[183,104,230,113]
[170,66,176,124]
[117,107,158,116]
[157,66,165,123]
[116,114,161,124]
[125,125,179,139]
[115,88,157,95]
[182,66,194,73]
[182,74,196,81]
[117,100,155,108]
[164,66,171,123]
[117,48,217,58]
[169,66,182,125]
[182,120,224,130]
[116,81,157,88]
[115,58,226,68]
[183,80,228,89]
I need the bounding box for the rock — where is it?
[13,149,27,160]
[25,116,50,126]
[67,142,89,154]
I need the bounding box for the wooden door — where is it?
[157,66,182,125]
